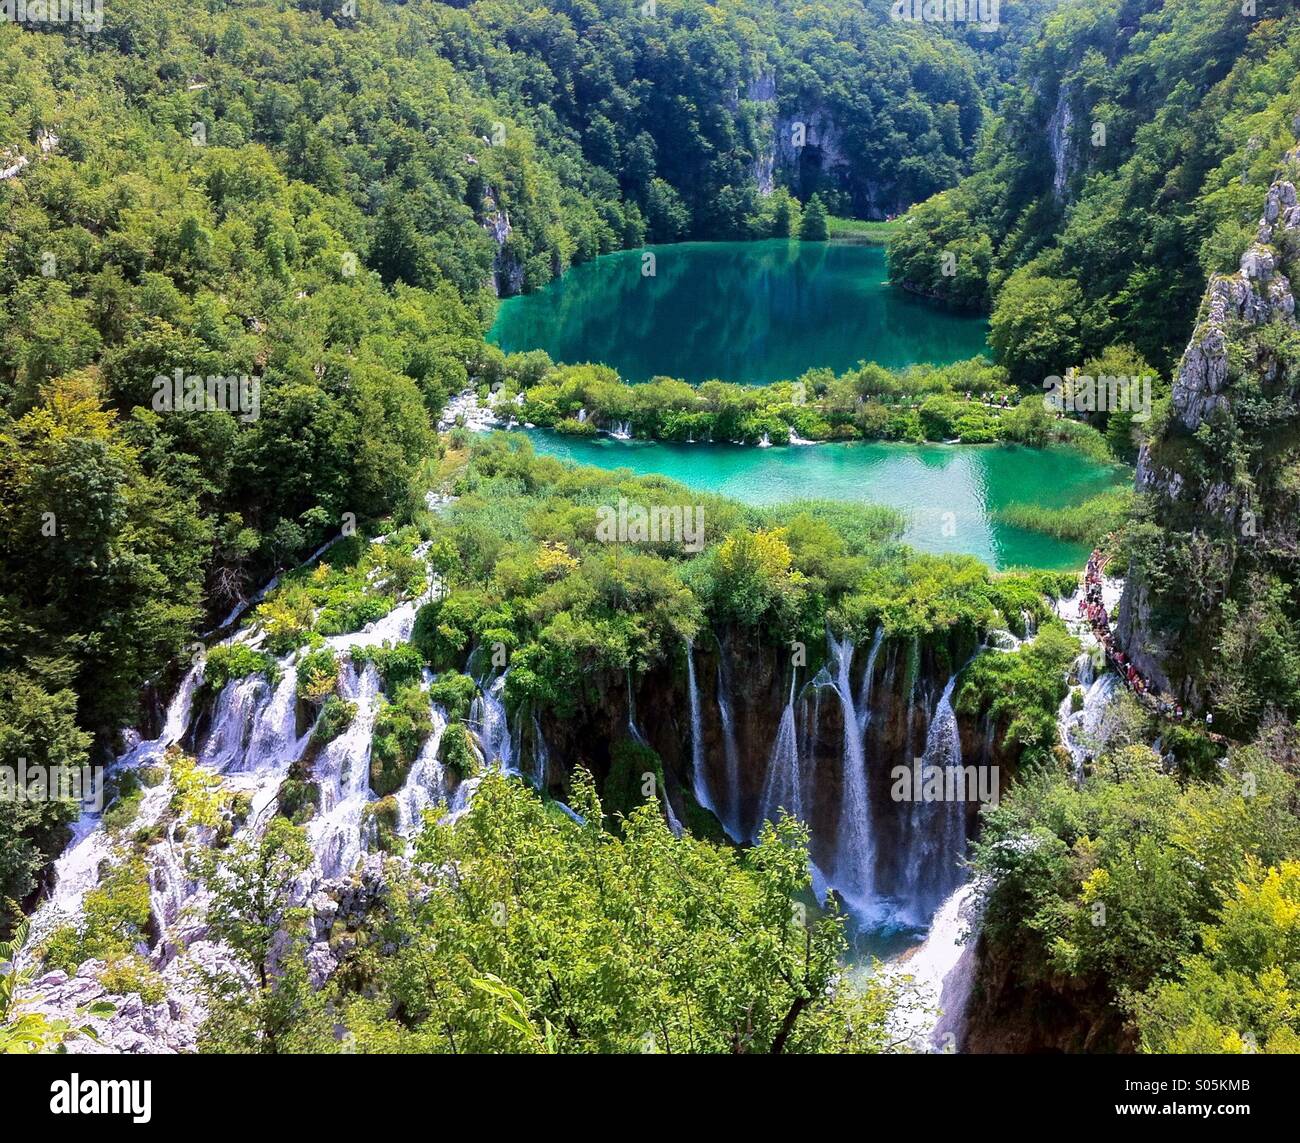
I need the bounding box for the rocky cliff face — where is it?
[481,185,524,297]
[963,933,1136,1054]
[743,68,904,218]
[1117,146,1300,711]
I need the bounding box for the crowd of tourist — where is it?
[1082,549,1215,727]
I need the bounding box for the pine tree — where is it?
[799,194,829,241]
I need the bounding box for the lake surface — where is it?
[525,431,1126,571]
[490,240,989,383]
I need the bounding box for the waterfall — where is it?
[1061,671,1119,786]
[470,672,514,772]
[622,670,679,833]
[625,671,648,748]
[309,661,382,880]
[396,704,448,836]
[855,627,885,735]
[715,658,742,837]
[901,675,965,923]
[531,714,550,791]
[827,630,874,913]
[198,674,265,773]
[684,641,719,822]
[888,881,982,1053]
[754,673,801,841]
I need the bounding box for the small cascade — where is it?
[754,673,801,841]
[855,627,885,736]
[757,431,772,448]
[469,672,514,772]
[827,630,873,912]
[888,881,982,1053]
[1061,671,1119,785]
[715,658,742,837]
[901,675,965,923]
[798,674,828,797]
[198,674,265,774]
[396,704,449,836]
[531,714,550,791]
[33,663,205,938]
[684,641,719,821]
[625,671,648,748]
[610,420,632,440]
[148,821,194,937]
[243,667,307,781]
[309,662,382,880]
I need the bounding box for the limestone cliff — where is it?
[1116,146,1300,721]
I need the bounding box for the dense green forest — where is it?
[888,0,1300,372]
[3,0,1300,1067]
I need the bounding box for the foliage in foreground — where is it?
[198,772,917,1054]
[973,723,1300,1052]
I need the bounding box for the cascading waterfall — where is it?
[888,880,982,1053]
[625,670,648,747]
[396,704,449,836]
[715,657,742,838]
[684,640,720,824]
[470,672,514,772]
[754,672,801,841]
[531,714,550,791]
[855,627,885,736]
[624,670,682,835]
[34,664,205,942]
[902,675,965,924]
[309,662,382,880]
[827,630,873,912]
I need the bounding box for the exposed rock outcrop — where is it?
[482,185,524,297]
[1117,144,1300,710]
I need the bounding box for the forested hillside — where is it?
[888,0,1300,373]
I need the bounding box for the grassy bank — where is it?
[996,489,1136,545]
[828,217,907,243]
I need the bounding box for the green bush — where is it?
[312,696,357,745]
[202,644,278,696]
[370,686,433,796]
[437,723,478,781]
[428,671,478,722]
[353,641,426,693]
[296,648,339,706]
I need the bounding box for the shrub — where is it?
[202,644,278,695]
[428,671,478,722]
[98,955,166,1005]
[370,686,433,796]
[352,641,426,692]
[296,648,339,706]
[312,696,356,745]
[437,723,478,781]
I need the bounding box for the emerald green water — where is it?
[525,431,1127,571]
[490,240,989,383]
